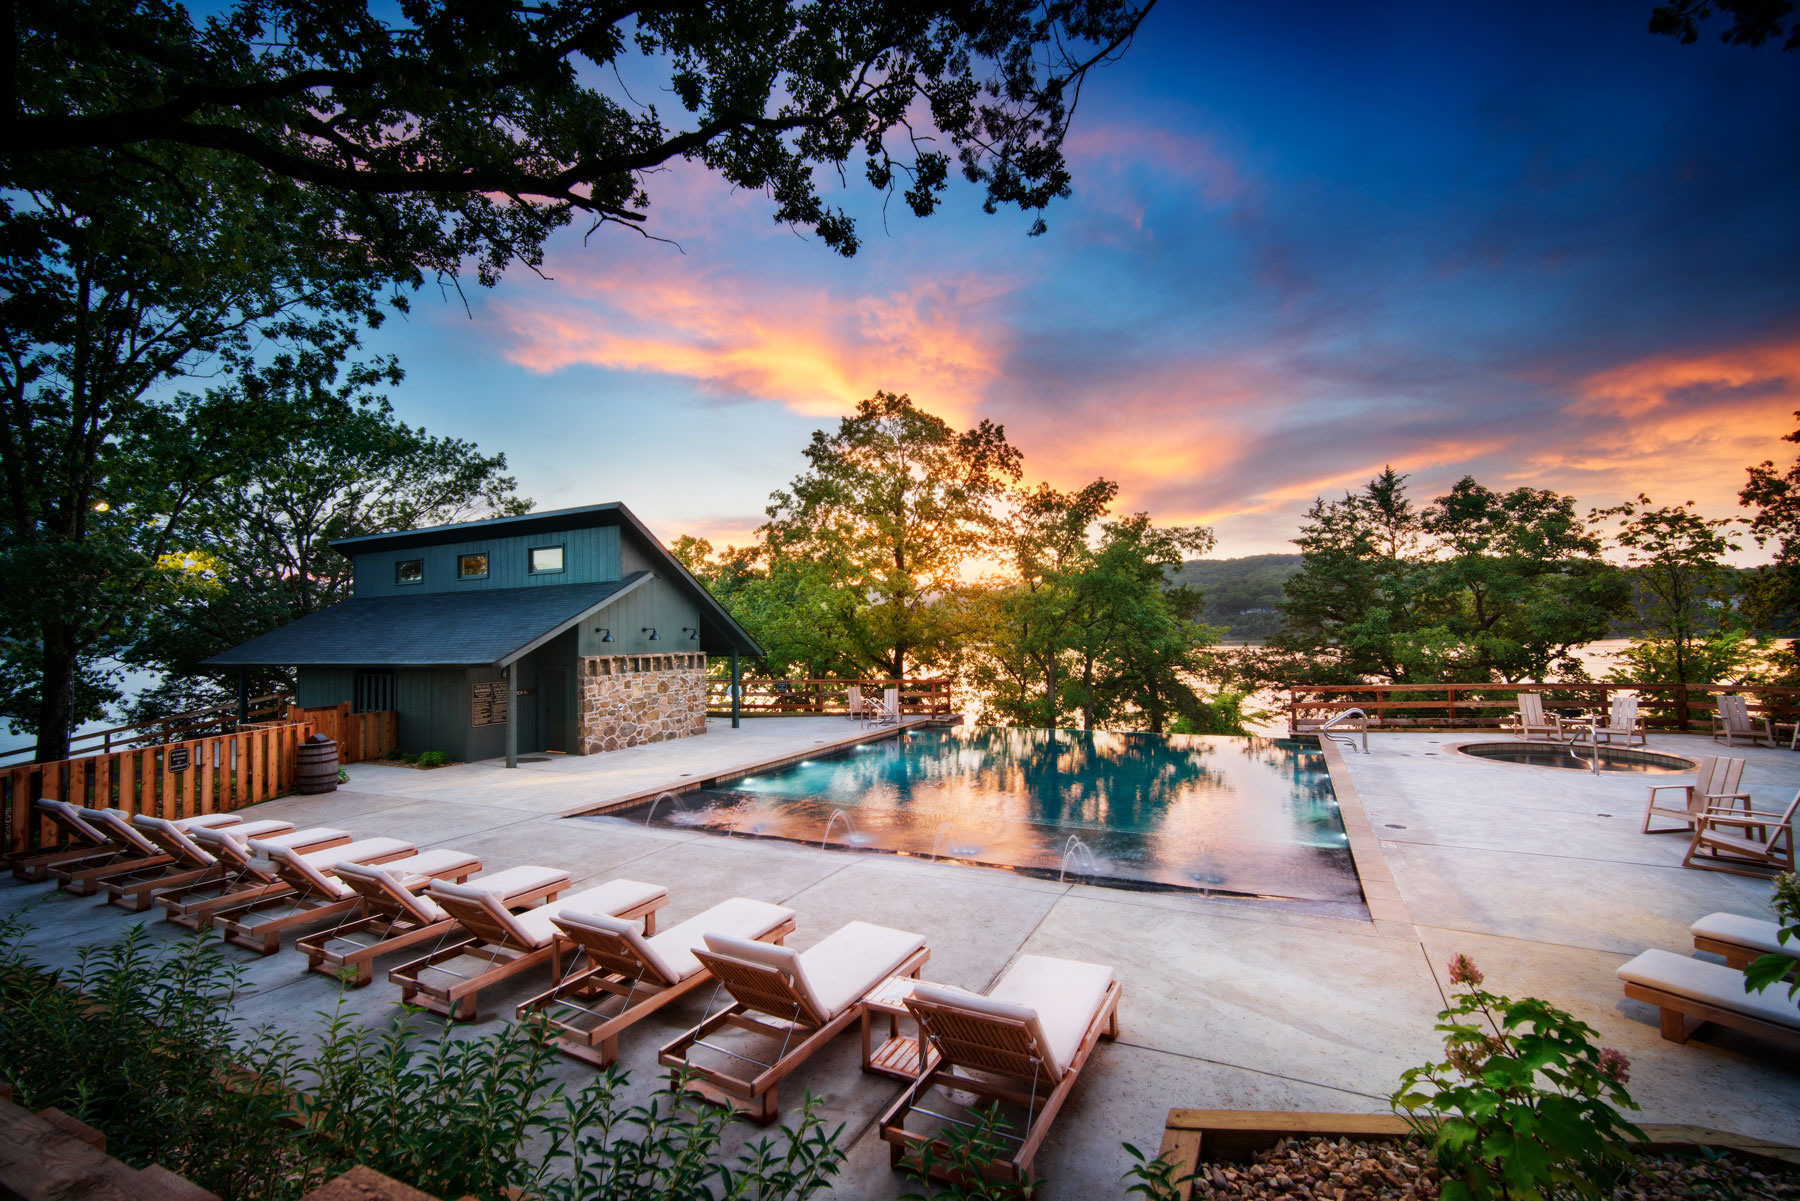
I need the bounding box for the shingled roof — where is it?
[202,574,649,669]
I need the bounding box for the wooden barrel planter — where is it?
[296,737,339,795]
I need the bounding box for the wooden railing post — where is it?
[1676,684,1689,732]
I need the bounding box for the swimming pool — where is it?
[600,728,1360,905]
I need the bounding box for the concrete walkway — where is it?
[3,721,1797,1196]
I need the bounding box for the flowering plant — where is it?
[1391,955,1644,1201]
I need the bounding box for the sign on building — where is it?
[471,681,509,726]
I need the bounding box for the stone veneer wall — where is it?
[577,653,708,754]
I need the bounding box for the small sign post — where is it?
[167,746,192,773]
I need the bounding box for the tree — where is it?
[1649,0,1798,51]
[0,141,396,760]
[1592,495,1746,684]
[761,393,1022,679]
[9,0,1159,275]
[1740,412,1800,646]
[124,387,529,720]
[1419,478,1630,682]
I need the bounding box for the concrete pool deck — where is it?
[3,719,1797,1195]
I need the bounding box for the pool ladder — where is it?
[1319,708,1369,754]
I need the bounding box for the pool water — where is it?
[600,728,1361,904]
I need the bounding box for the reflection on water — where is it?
[603,728,1362,904]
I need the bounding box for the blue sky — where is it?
[358,0,1800,561]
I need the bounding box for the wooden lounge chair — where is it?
[97,814,298,911]
[1682,788,1799,878]
[1642,756,1748,834]
[1691,912,1800,972]
[295,861,571,985]
[1713,695,1775,747]
[517,897,797,1067]
[879,954,1121,1186]
[659,919,928,1123]
[1618,948,1800,1047]
[11,800,128,882]
[1511,693,1560,741]
[1591,694,1646,746]
[845,684,866,721]
[152,824,352,928]
[389,877,669,1021]
[214,837,457,954]
[49,809,184,896]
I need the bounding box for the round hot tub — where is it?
[1455,742,1697,774]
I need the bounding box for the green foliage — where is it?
[1742,873,1800,1009]
[896,1103,1039,1200]
[0,915,847,1200]
[1121,1141,1200,1201]
[760,393,1024,679]
[1392,955,1644,1201]
[12,0,1157,271]
[1594,495,1747,685]
[1649,0,1800,51]
[1276,470,1629,685]
[416,750,450,768]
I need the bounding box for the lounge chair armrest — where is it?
[1697,810,1778,828]
[1701,791,1750,803]
[1646,784,1693,799]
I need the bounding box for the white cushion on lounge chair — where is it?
[563,897,794,985]
[706,920,925,1021]
[36,800,107,843]
[91,809,159,854]
[336,860,446,923]
[990,955,1114,1077]
[432,877,666,949]
[378,848,480,885]
[250,835,413,900]
[1617,949,1800,1031]
[1692,913,1796,959]
[466,864,569,900]
[171,813,241,832]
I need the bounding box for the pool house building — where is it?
[205,504,762,766]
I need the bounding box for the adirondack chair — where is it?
[1511,693,1560,741]
[844,684,866,721]
[1712,695,1774,747]
[1684,787,1799,877]
[1592,694,1646,746]
[1642,756,1748,834]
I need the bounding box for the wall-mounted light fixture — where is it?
[682,627,699,641]
[596,627,612,642]
[642,627,659,641]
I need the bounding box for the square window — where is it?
[458,552,489,579]
[395,559,423,585]
[529,545,564,574]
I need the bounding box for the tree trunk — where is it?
[35,627,78,763]
[1081,654,1095,731]
[1045,655,1058,730]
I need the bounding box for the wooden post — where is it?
[1676,684,1690,732]
[505,662,518,769]
[236,668,249,724]
[730,650,741,729]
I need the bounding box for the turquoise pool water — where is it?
[605,728,1360,904]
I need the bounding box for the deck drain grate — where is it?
[1384,823,1407,829]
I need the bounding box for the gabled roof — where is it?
[327,501,764,658]
[202,575,649,669]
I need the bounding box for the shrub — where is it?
[1743,872,1799,1009]
[1392,954,1644,1201]
[386,747,404,760]
[0,916,846,1201]
[417,750,450,768]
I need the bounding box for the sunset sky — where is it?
[362,0,1800,565]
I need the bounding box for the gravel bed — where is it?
[1188,1136,1800,1200]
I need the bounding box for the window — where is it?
[529,544,564,575]
[354,670,396,714]
[394,559,423,585]
[458,552,488,579]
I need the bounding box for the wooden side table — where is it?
[860,973,938,1080]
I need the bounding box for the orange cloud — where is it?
[493,263,1014,423]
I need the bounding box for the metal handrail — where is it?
[1317,707,1369,754]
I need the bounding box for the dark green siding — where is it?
[353,526,621,598]
[576,576,701,656]
[395,667,471,757]
[296,667,354,707]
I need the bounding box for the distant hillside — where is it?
[1167,554,1302,642]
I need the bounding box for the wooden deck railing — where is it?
[1284,682,1800,735]
[2,721,314,857]
[285,704,397,764]
[705,678,954,718]
[0,691,295,765]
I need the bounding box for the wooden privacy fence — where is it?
[286,703,398,764]
[1285,682,1800,734]
[706,678,954,718]
[2,721,313,857]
